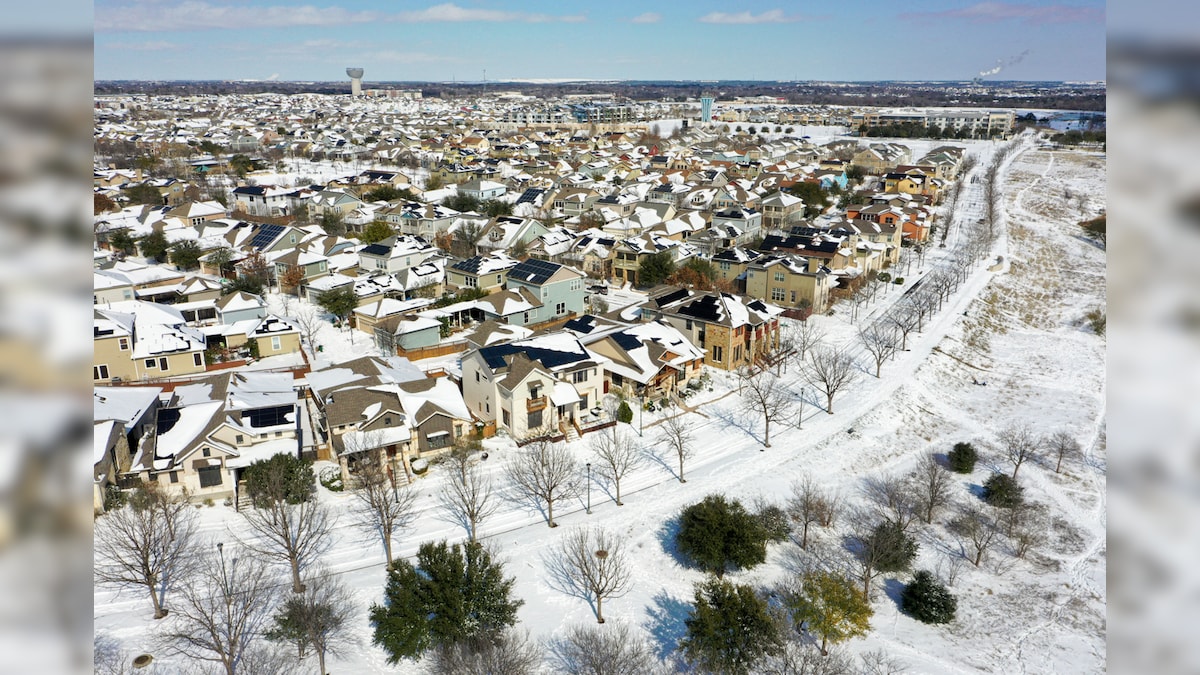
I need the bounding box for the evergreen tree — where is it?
[982,473,1024,509]
[138,230,170,262]
[359,220,395,244]
[108,229,136,255]
[855,520,918,596]
[616,400,633,424]
[637,250,676,287]
[317,286,360,328]
[787,570,872,655]
[947,442,977,473]
[900,570,956,624]
[370,540,523,662]
[169,240,202,270]
[123,182,164,206]
[242,454,315,508]
[679,577,782,675]
[676,494,769,577]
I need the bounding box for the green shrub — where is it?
[901,570,957,624]
[948,442,977,473]
[982,473,1024,509]
[103,484,126,512]
[1085,307,1106,336]
[616,400,633,424]
[243,454,315,506]
[893,277,905,285]
[755,504,791,543]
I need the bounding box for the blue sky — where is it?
[93,1,1106,82]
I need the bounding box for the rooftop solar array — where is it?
[612,331,643,352]
[452,256,485,274]
[243,404,294,429]
[360,244,391,257]
[249,224,285,250]
[478,341,589,371]
[508,258,561,285]
[516,188,545,205]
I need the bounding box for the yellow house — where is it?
[94,303,207,383]
[744,256,833,315]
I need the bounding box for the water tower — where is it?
[346,67,364,96]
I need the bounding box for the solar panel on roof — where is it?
[249,224,285,250]
[360,244,390,257]
[510,258,560,285]
[612,332,643,351]
[244,404,293,429]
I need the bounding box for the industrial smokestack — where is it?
[346,67,364,96]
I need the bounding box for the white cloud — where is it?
[97,2,586,32]
[630,12,661,24]
[698,9,802,24]
[103,40,178,51]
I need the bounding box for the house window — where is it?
[427,432,450,450]
[159,357,169,371]
[572,370,587,383]
[145,359,157,370]
[555,302,566,315]
[118,338,129,351]
[528,409,543,429]
[718,261,730,271]
[502,409,511,426]
[235,434,244,444]
[202,448,211,458]
[194,353,203,367]
[384,416,392,425]
[774,271,785,282]
[271,336,282,351]
[579,393,589,410]
[475,371,481,382]
[791,291,797,303]
[93,365,109,380]
[523,311,531,323]
[197,466,223,488]
[712,345,723,361]
[169,471,179,483]
[771,287,787,302]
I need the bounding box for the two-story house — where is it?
[637,287,783,371]
[502,258,586,327]
[744,254,833,315]
[461,332,607,441]
[446,252,520,294]
[94,302,208,383]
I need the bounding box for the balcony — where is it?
[526,396,548,412]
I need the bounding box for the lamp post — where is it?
[586,463,592,515]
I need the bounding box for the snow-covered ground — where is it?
[95,141,1105,674]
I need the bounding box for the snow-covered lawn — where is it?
[95,142,1105,674]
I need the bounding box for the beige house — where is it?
[94,302,207,383]
[744,255,833,315]
[638,287,784,371]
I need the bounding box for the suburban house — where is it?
[461,332,608,441]
[306,356,471,478]
[758,191,806,230]
[94,301,208,383]
[382,201,460,239]
[446,251,520,294]
[573,319,705,401]
[637,287,784,371]
[502,258,586,326]
[124,372,301,502]
[231,185,293,218]
[457,178,508,201]
[743,254,833,315]
[94,385,163,512]
[356,235,439,275]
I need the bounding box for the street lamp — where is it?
[586,463,592,514]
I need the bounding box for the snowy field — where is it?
[95,141,1105,673]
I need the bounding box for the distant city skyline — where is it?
[94,0,1106,83]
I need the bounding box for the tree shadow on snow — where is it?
[708,406,760,445]
[641,445,681,483]
[656,516,693,570]
[883,577,906,609]
[540,547,597,618]
[502,484,551,526]
[644,590,693,663]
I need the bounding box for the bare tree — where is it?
[804,347,858,414]
[908,455,953,524]
[94,485,201,619]
[351,459,417,565]
[949,505,1000,567]
[589,427,642,505]
[550,621,659,675]
[239,481,335,593]
[787,475,835,550]
[430,629,543,675]
[787,319,825,366]
[883,305,920,351]
[1046,430,1082,474]
[909,290,938,332]
[264,567,358,675]
[858,323,897,378]
[996,424,1042,479]
[763,640,854,675]
[161,546,282,675]
[439,443,499,542]
[657,411,695,482]
[550,526,632,624]
[601,394,624,442]
[858,649,908,675]
[504,438,580,527]
[741,368,795,448]
[862,475,919,533]
[292,306,324,349]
